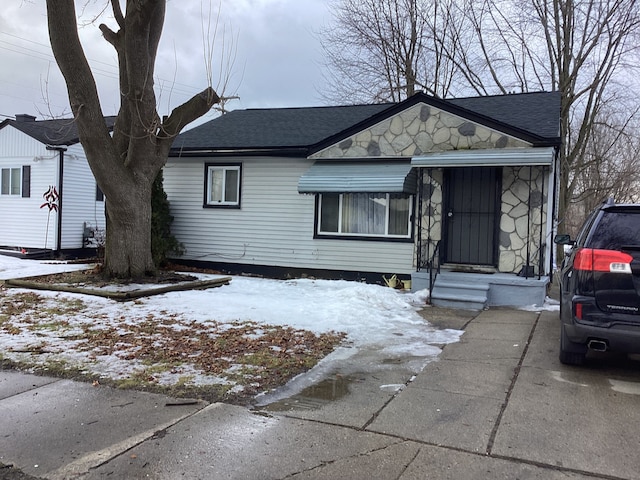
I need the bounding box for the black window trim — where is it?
[21,165,30,198]
[96,184,104,202]
[313,192,415,242]
[203,162,242,209]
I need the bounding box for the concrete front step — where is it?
[412,270,549,309]
[431,280,489,310]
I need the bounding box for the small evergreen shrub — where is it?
[151,171,184,267]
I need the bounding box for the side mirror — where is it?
[554,234,574,245]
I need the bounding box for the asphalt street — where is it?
[2,306,640,479]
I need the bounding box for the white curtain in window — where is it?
[209,169,223,203]
[341,193,386,234]
[389,194,410,235]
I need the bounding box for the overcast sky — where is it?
[0,0,332,127]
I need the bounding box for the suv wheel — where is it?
[559,324,587,366]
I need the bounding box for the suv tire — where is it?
[559,323,587,366]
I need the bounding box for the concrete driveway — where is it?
[2,306,640,479]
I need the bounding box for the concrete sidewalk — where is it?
[3,307,640,479]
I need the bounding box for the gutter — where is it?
[169,147,311,158]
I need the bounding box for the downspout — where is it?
[523,165,532,279]
[550,147,560,282]
[538,166,546,280]
[416,168,423,270]
[46,146,66,253]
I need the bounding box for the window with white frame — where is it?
[1,167,29,197]
[204,163,241,207]
[318,192,412,239]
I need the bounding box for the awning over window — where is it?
[411,147,555,168]
[298,161,417,194]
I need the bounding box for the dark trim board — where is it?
[169,259,411,286]
[0,247,101,261]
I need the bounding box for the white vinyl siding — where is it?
[0,127,105,250]
[59,143,106,249]
[164,156,415,275]
[0,127,58,248]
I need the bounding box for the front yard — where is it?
[0,257,462,404]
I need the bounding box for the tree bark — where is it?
[104,180,154,278]
[46,0,219,279]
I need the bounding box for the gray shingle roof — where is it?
[172,103,391,152]
[170,91,561,154]
[0,116,117,146]
[447,91,560,140]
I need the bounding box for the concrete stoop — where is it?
[430,279,489,310]
[413,270,549,310]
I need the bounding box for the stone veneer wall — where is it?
[418,166,548,274]
[499,166,548,275]
[418,169,443,268]
[311,103,530,159]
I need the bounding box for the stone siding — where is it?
[499,166,548,275]
[418,166,549,274]
[311,103,530,159]
[418,169,443,268]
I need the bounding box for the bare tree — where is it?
[318,0,459,103]
[564,107,640,233]
[447,0,640,231]
[321,0,640,234]
[46,0,219,279]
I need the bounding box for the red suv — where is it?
[555,199,640,365]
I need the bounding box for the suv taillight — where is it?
[574,248,633,273]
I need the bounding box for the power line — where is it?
[0,31,211,99]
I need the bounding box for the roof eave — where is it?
[169,146,311,158]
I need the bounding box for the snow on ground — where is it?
[520,297,560,312]
[0,254,90,279]
[0,255,463,398]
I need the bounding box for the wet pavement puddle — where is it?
[260,374,360,412]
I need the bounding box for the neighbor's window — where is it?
[318,193,412,238]
[205,164,241,207]
[1,167,27,196]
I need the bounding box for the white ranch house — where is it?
[165,91,561,309]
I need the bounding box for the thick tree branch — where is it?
[159,87,220,146]
[46,0,115,178]
[112,0,125,28]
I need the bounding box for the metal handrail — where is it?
[427,240,441,304]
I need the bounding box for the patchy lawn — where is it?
[0,283,346,404]
[0,258,464,406]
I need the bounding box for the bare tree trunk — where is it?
[46,0,219,279]
[104,182,154,278]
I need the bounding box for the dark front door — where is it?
[443,167,500,266]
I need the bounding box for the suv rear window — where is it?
[588,211,640,249]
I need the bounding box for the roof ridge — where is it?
[241,102,394,113]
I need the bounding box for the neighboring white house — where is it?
[165,91,561,309]
[0,114,114,257]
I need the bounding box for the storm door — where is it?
[443,167,500,266]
